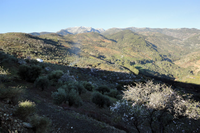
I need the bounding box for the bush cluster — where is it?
[51,88,67,105]
[51,83,83,107]
[92,92,111,108]
[34,76,50,91]
[96,85,110,94]
[48,70,64,86]
[18,64,42,82]
[67,82,86,95]
[2,55,18,64]
[81,81,94,91]
[67,89,82,107]
[48,70,64,80]
[106,89,119,98]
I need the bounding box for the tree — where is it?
[110,81,200,133]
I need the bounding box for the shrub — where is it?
[48,70,64,80]
[51,87,82,107]
[34,76,50,91]
[92,92,111,108]
[73,82,86,95]
[0,66,10,75]
[15,100,36,120]
[0,85,24,104]
[30,114,51,133]
[96,85,110,94]
[51,88,67,105]
[18,64,41,82]
[2,55,18,63]
[67,82,86,95]
[106,89,119,98]
[82,81,94,91]
[48,70,64,86]
[67,89,82,107]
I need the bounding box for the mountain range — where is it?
[2,26,200,84]
[30,26,105,35]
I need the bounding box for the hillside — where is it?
[0,46,200,132]
[138,31,186,61]
[0,33,69,62]
[1,29,200,132]
[0,30,194,81]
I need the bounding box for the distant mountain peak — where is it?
[57,26,105,35]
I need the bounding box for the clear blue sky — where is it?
[1,0,200,33]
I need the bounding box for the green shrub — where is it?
[30,114,51,133]
[18,64,42,82]
[67,89,82,107]
[51,88,67,105]
[2,55,18,63]
[0,85,24,104]
[106,89,119,98]
[92,92,111,108]
[96,85,110,94]
[51,87,82,107]
[67,82,86,95]
[48,70,64,86]
[82,81,94,91]
[48,70,64,80]
[34,76,50,91]
[74,82,86,95]
[15,100,36,120]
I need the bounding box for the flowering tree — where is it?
[110,81,200,133]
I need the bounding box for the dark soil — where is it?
[24,87,126,133]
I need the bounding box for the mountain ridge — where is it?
[29,26,105,36]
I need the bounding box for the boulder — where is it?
[36,58,43,62]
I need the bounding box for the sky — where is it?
[0,0,200,33]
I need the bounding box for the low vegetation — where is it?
[14,100,36,120]
[18,64,42,82]
[92,92,111,108]
[34,76,50,91]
